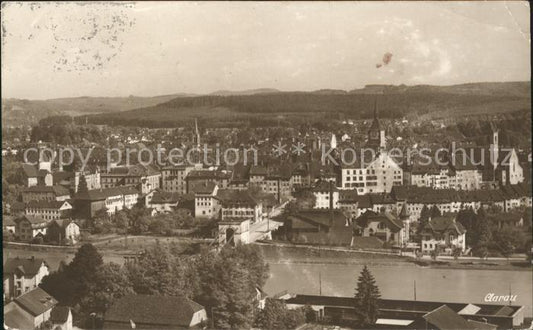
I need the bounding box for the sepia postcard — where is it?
[1,1,531,329]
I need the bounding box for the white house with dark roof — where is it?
[148,190,181,215]
[312,181,339,209]
[194,182,220,218]
[421,216,466,253]
[355,210,406,246]
[218,188,263,223]
[22,163,52,188]
[4,287,58,329]
[14,215,50,241]
[47,219,80,245]
[3,257,49,300]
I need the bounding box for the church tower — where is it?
[489,122,499,171]
[193,118,201,147]
[367,99,386,151]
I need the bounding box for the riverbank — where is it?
[256,243,532,271]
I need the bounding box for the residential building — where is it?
[25,200,73,221]
[249,167,292,203]
[355,210,406,246]
[194,182,220,218]
[3,257,49,300]
[72,186,139,218]
[14,215,49,241]
[148,190,181,214]
[312,181,339,209]
[50,306,74,330]
[340,151,403,194]
[420,216,467,253]
[286,210,353,246]
[53,167,101,193]
[487,212,525,229]
[218,189,263,223]
[22,160,53,188]
[21,185,70,203]
[22,164,52,188]
[103,294,207,329]
[186,169,231,193]
[101,164,161,194]
[161,165,197,194]
[46,219,80,245]
[3,287,58,329]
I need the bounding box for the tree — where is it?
[354,266,381,326]
[68,244,104,303]
[430,246,441,260]
[126,245,197,298]
[430,205,441,218]
[221,244,270,289]
[113,211,130,233]
[492,225,519,259]
[40,268,79,306]
[456,208,477,246]
[212,260,255,329]
[78,175,88,193]
[40,244,103,307]
[472,208,492,258]
[195,245,268,329]
[255,299,305,329]
[416,205,431,236]
[525,237,532,262]
[284,189,316,215]
[78,263,134,320]
[254,298,287,329]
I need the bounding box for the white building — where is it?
[194,183,220,218]
[312,181,339,209]
[3,257,49,299]
[420,216,467,253]
[341,152,403,194]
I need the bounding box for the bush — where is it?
[31,236,44,245]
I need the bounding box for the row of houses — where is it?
[4,215,80,243]
[312,181,532,222]
[337,113,526,194]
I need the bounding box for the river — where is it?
[5,247,532,317]
[264,262,533,317]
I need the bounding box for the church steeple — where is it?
[193,118,201,147]
[367,98,386,151]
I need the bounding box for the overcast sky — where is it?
[1,1,530,100]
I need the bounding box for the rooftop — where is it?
[104,294,204,328]
[4,257,48,276]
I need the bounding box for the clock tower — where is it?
[367,99,386,151]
